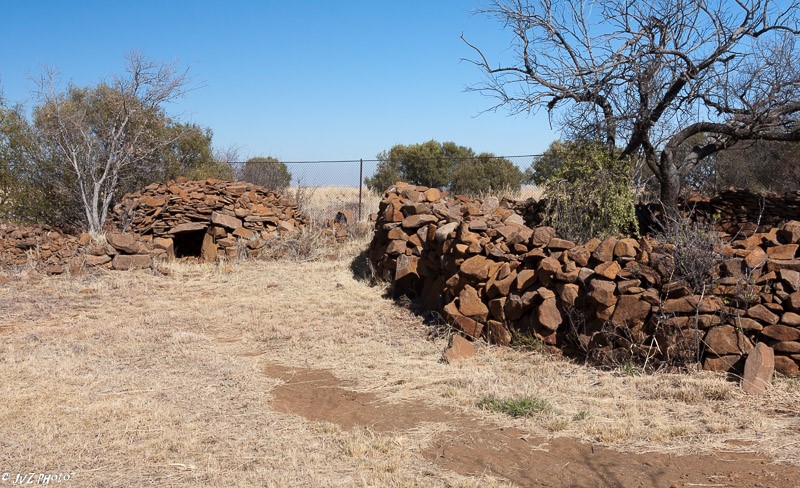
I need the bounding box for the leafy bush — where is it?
[450,153,523,196]
[366,140,474,192]
[366,140,524,198]
[539,140,638,242]
[240,157,292,191]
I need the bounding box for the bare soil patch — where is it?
[0,236,798,487]
[265,363,800,487]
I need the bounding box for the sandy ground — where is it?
[0,237,799,487]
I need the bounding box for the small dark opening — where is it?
[173,230,205,258]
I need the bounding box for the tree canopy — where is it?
[466,0,800,206]
[239,157,292,191]
[366,140,522,196]
[0,54,233,231]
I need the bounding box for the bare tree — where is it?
[33,52,189,233]
[465,0,800,207]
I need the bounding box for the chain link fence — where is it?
[229,155,543,224]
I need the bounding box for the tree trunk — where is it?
[659,163,680,211]
[657,149,682,211]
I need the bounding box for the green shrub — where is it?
[450,153,523,197]
[240,157,292,191]
[539,140,638,242]
[478,395,551,418]
[366,140,522,197]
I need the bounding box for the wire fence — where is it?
[228,155,543,224]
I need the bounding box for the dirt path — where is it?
[2,254,799,486]
[265,363,800,488]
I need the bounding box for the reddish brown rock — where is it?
[486,320,512,346]
[613,238,639,259]
[742,342,775,395]
[781,312,800,327]
[536,257,561,285]
[588,279,617,308]
[461,255,490,281]
[703,325,752,356]
[210,211,242,230]
[556,283,580,307]
[111,254,152,270]
[594,261,621,280]
[780,269,800,292]
[232,227,255,240]
[443,334,476,363]
[766,244,799,260]
[153,237,174,258]
[610,295,651,327]
[778,221,800,244]
[537,295,562,331]
[731,315,763,332]
[515,269,537,291]
[773,341,800,353]
[591,236,618,263]
[662,296,723,314]
[531,227,556,247]
[568,247,591,267]
[547,238,576,250]
[458,285,489,322]
[170,222,208,234]
[386,239,407,255]
[394,254,419,287]
[774,355,800,376]
[761,324,800,342]
[434,221,459,242]
[487,273,515,297]
[106,233,139,254]
[488,298,506,321]
[85,254,111,266]
[201,233,218,262]
[744,247,767,269]
[423,188,442,202]
[703,355,743,373]
[790,291,800,311]
[387,226,409,241]
[401,214,437,229]
[747,304,780,325]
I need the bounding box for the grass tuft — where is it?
[478,395,551,418]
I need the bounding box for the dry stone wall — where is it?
[112,178,307,261]
[0,179,317,274]
[686,189,800,235]
[368,182,800,377]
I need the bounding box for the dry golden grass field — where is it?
[1,234,800,487]
[290,185,544,225]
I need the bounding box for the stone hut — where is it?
[111,178,307,262]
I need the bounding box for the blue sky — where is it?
[0,1,556,163]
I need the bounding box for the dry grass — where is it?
[288,185,383,226]
[0,235,799,486]
[288,184,545,226]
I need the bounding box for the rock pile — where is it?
[0,179,319,274]
[368,182,800,377]
[111,178,308,261]
[682,189,800,235]
[0,223,85,274]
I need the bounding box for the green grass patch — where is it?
[478,395,551,418]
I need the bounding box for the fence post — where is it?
[358,158,363,222]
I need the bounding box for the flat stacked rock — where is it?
[111,178,307,261]
[686,189,800,235]
[0,223,85,274]
[368,182,800,377]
